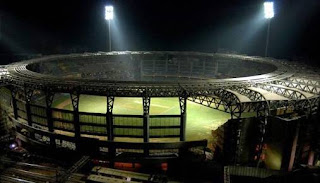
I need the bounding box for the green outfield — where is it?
[52,94,231,146]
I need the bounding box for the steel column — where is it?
[142,95,150,156]
[24,88,33,127]
[234,118,243,165]
[256,102,269,167]
[10,88,18,119]
[288,120,300,171]
[265,19,271,57]
[108,20,111,52]
[45,90,55,147]
[142,96,150,143]
[24,87,34,139]
[107,96,114,141]
[179,96,187,141]
[71,92,80,149]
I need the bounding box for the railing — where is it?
[12,115,207,160]
[225,166,280,178]
[16,103,184,140]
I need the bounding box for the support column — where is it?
[11,87,18,120]
[24,87,34,139]
[143,95,150,156]
[24,87,33,127]
[256,103,269,167]
[106,96,114,141]
[179,95,187,141]
[235,118,242,165]
[224,118,240,165]
[309,100,320,166]
[308,151,315,166]
[288,120,300,171]
[281,121,293,170]
[45,90,55,147]
[143,96,150,143]
[107,97,115,166]
[256,116,268,167]
[71,92,80,149]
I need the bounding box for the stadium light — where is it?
[105,5,113,52]
[9,143,17,149]
[105,6,114,20]
[264,2,274,19]
[263,2,274,57]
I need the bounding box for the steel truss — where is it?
[274,79,320,94]
[1,52,320,166]
[179,92,187,141]
[106,96,114,141]
[189,89,242,119]
[0,66,8,86]
[289,77,320,86]
[70,92,80,141]
[142,95,150,143]
[256,83,318,114]
[45,89,55,146]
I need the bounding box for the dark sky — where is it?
[0,0,320,65]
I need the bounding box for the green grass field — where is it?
[52,94,231,146]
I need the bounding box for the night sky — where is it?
[0,0,320,65]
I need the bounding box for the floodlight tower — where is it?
[105,5,114,52]
[264,2,274,57]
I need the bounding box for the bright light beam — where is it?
[264,2,274,19]
[105,5,113,51]
[105,6,114,20]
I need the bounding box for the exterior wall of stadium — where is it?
[0,51,319,169]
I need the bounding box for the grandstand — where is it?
[0,51,319,174]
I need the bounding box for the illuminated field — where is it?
[52,94,231,147]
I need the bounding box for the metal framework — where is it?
[71,92,80,143]
[142,95,150,143]
[106,96,114,141]
[189,88,242,119]
[45,89,55,147]
[179,95,187,141]
[0,51,319,165]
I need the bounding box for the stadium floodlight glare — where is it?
[105,6,114,20]
[9,143,17,149]
[264,1,274,57]
[264,2,274,19]
[105,5,113,52]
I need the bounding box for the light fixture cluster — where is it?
[264,2,274,19]
[105,6,114,20]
